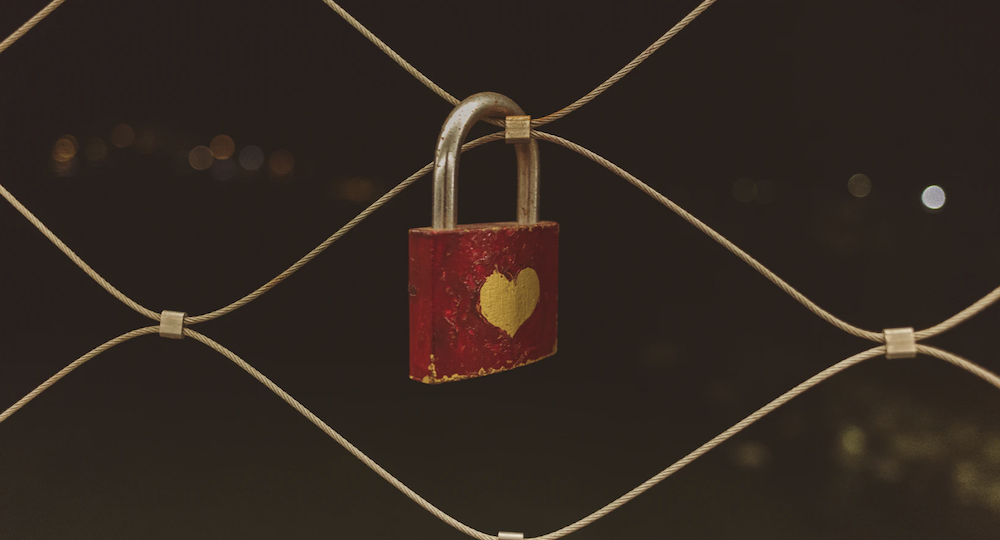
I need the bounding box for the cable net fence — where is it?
[2,1,999,539]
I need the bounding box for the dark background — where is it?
[1,0,999,538]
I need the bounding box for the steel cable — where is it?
[0,0,67,56]
[3,2,1000,538]
[0,327,160,425]
[7,331,999,540]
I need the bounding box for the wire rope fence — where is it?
[1,1,998,539]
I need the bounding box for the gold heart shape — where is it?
[478,268,540,337]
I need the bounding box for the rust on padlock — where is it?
[409,221,558,383]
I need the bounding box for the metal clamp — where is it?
[505,115,531,144]
[497,533,523,540]
[884,327,916,359]
[160,310,187,339]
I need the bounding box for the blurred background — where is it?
[1,0,999,538]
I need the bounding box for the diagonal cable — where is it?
[3,0,719,130]
[532,0,718,126]
[1,1,999,537]
[317,0,459,106]
[8,329,999,540]
[184,131,504,324]
[0,182,160,321]
[318,0,719,128]
[531,130,1000,342]
[0,0,713,324]
[0,326,159,425]
[0,133,503,325]
[914,286,1000,341]
[531,130,884,341]
[7,0,993,341]
[528,346,883,539]
[184,328,495,540]
[916,345,1000,390]
[0,0,67,55]
[188,332,882,539]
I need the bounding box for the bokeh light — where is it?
[840,426,866,457]
[210,135,235,160]
[890,431,945,461]
[331,177,380,204]
[268,149,295,177]
[84,138,108,162]
[848,173,872,198]
[731,440,771,469]
[51,135,78,162]
[733,178,755,203]
[134,128,157,154]
[873,458,903,483]
[954,461,978,493]
[921,185,946,209]
[986,436,1000,465]
[188,145,214,171]
[988,482,1000,511]
[238,145,264,171]
[50,158,77,177]
[754,179,776,204]
[211,158,237,181]
[110,124,135,148]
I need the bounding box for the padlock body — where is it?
[409,221,558,383]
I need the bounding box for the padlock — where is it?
[408,92,558,384]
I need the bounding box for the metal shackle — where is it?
[432,92,540,229]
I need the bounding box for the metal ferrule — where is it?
[432,92,540,229]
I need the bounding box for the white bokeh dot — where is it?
[921,185,946,209]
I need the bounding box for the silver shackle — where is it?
[432,92,540,229]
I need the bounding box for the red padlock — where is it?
[409,92,558,384]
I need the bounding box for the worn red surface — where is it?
[408,221,559,383]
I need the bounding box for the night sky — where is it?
[1,0,1000,538]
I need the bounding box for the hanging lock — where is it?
[408,92,559,383]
